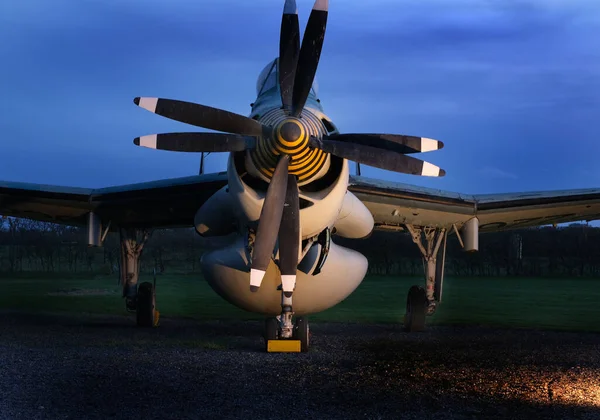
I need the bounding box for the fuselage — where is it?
[195,58,375,316]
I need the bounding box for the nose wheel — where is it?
[263,315,310,353]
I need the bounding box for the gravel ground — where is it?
[0,312,599,420]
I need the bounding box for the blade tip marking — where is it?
[421,137,441,152]
[137,97,158,112]
[250,269,266,290]
[422,161,442,177]
[281,274,296,294]
[139,134,157,149]
[313,0,328,11]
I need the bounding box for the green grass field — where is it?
[0,273,599,332]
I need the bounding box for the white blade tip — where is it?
[421,161,444,177]
[137,134,157,149]
[421,137,443,153]
[313,0,328,12]
[281,274,296,293]
[136,97,158,113]
[250,269,266,292]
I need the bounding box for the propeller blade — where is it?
[133,97,266,136]
[133,133,256,153]
[325,134,444,154]
[311,138,446,177]
[279,0,300,111]
[250,155,291,292]
[278,174,300,297]
[291,0,328,117]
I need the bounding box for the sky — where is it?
[1,0,599,194]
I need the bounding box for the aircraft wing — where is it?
[349,177,600,232]
[0,173,228,229]
[2,173,600,233]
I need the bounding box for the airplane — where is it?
[2,0,600,352]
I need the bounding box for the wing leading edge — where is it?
[350,177,600,232]
[1,174,600,232]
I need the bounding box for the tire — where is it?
[404,285,427,332]
[295,317,309,352]
[136,282,156,328]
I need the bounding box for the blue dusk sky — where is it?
[1,0,599,194]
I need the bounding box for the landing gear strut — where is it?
[404,225,447,332]
[118,227,155,326]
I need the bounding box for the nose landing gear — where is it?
[263,293,310,352]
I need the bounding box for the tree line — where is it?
[1,217,599,278]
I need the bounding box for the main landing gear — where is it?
[403,219,479,332]
[263,292,310,352]
[118,228,159,327]
[403,225,448,332]
[136,280,158,327]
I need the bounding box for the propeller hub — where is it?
[273,118,309,158]
[279,121,302,143]
[250,108,328,185]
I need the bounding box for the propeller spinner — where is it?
[132,0,446,295]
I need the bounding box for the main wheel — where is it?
[136,282,156,328]
[294,317,309,352]
[404,285,427,332]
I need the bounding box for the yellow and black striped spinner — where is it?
[250,108,328,183]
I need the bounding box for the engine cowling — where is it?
[200,234,368,316]
[227,151,350,240]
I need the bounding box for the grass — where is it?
[0,273,599,332]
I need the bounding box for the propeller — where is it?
[134,133,256,153]
[250,155,300,293]
[278,174,300,297]
[133,0,447,294]
[325,134,444,154]
[310,137,445,177]
[279,0,300,111]
[290,0,328,117]
[133,97,267,137]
